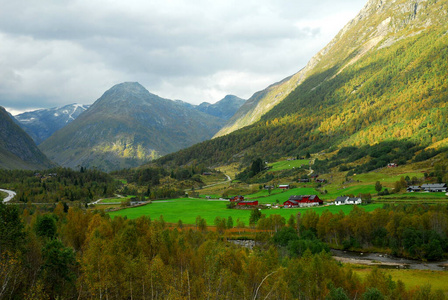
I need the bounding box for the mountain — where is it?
[15,104,89,145]
[196,95,245,120]
[0,107,55,170]
[39,82,226,171]
[158,0,448,167]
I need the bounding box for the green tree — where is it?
[0,203,25,253]
[34,215,57,239]
[227,216,234,229]
[375,181,382,193]
[41,239,77,297]
[249,209,262,226]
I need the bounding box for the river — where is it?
[331,249,448,271]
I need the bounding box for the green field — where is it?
[109,197,382,225]
[268,159,310,172]
[355,268,448,296]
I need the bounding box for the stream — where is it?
[331,249,448,271]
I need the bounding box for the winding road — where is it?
[0,189,16,203]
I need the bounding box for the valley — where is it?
[2,0,448,298]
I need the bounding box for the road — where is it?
[0,189,16,203]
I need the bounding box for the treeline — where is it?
[112,164,211,186]
[299,204,448,261]
[1,203,445,299]
[0,168,118,203]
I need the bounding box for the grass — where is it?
[109,197,382,225]
[268,159,310,172]
[354,268,448,295]
[0,191,7,200]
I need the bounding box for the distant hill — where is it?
[196,95,245,120]
[0,107,55,170]
[15,104,89,144]
[39,82,227,171]
[158,0,448,167]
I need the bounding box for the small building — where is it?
[298,178,310,183]
[283,195,323,208]
[421,183,447,192]
[335,196,362,206]
[230,195,245,202]
[406,186,421,192]
[387,163,398,168]
[279,184,290,190]
[237,200,258,206]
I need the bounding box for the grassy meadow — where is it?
[108,197,382,225]
[354,268,448,296]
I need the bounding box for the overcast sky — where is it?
[1,0,367,115]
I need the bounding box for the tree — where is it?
[34,215,57,239]
[226,216,234,229]
[41,239,77,297]
[0,203,25,253]
[375,181,382,194]
[249,209,262,227]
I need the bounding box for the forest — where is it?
[1,201,447,299]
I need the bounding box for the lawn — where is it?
[268,159,310,172]
[109,197,382,225]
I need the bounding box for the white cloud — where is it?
[0,0,366,110]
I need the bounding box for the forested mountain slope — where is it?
[158,0,448,167]
[0,107,55,170]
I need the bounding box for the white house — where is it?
[335,196,362,205]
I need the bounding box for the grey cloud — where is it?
[0,0,367,111]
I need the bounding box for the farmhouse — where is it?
[279,184,290,190]
[387,163,398,168]
[335,196,362,206]
[298,178,310,183]
[283,195,323,208]
[230,195,245,202]
[421,183,447,192]
[237,200,258,206]
[406,186,421,192]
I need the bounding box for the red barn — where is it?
[237,200,258,206]
[283,195,323,208]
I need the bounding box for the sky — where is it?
[1,0,367,115]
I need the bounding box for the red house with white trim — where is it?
[283,195,323,208]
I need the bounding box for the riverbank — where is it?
[331,249,448,271]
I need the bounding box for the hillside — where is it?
[15,103,89,144]
[0,107,55,170]
[158,0,448,167]
[39,82,226,172]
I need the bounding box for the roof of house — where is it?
[421,183,447,188]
